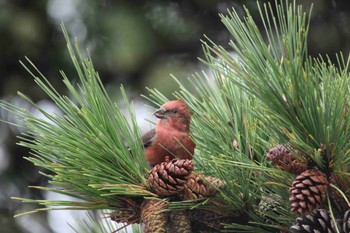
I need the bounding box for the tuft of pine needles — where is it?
[203,0,350,172]
[1,25,154,216]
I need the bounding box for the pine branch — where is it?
[1,1,349,232]
[0,24,152,214]
[146,50,294,231]
[147,0,350,231]
[201,0,350,172]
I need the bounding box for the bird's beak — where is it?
[153,107,167,119]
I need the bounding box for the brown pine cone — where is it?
[110,198,141,224]
[148,157,194,197]
[256,194,283,225]
[189,209,232,232]
[290,209,337,233]
[168,210,192,233]
[289,169,329,215]
[266,144,307,174]
[181,174,224,200]
[141,199,168,233]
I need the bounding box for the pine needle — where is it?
[1,24,151,214]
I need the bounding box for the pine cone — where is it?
[110,208,140,225]
[141,199,168,233]
[257,194,283,224]
[148,158,194,197]
[110,198,141,224]
[344,209,350,233]
[290,169,329,215]
[266,144,307,174]
[168,210,192,233]
[181,174,224,200]
[290,209,336,233]
[189,209,232,232]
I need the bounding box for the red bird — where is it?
[143,100,195,166]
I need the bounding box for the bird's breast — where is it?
[146,128,195,166]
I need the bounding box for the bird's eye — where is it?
[171,109,177,114]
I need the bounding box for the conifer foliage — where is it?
[1,0,350,232]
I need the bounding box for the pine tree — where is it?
[1,0,350,232]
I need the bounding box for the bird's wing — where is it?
[142,128,156,148]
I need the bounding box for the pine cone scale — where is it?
[301,189,311,196]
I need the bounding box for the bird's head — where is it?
[153,100,191,132]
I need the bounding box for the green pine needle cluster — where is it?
[204,0,350,171]
[1,26,154,216]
